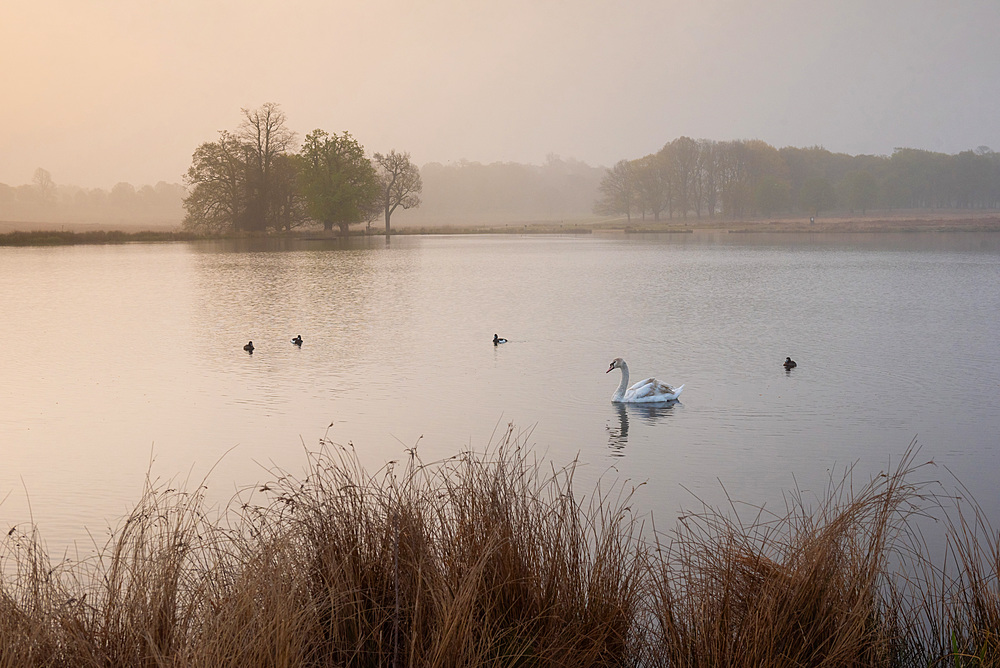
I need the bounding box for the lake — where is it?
[1,231,999,556]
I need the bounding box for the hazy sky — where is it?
[2,0,999,189]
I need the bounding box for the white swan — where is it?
[606,357,683,403]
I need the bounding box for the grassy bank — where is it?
[0,430,997,667]
[3,211,1000,246]
[0,230,204,246]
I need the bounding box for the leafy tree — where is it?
[843,170,878,214]
[270,153,308,232]
[183,131,251,233]
[799,176,837,217]
[695,139,720,218]
[754,175,790,216]
[665,136,699,218]
[632,154,668,220]
[182,104,301,233]
[298,130,380,234]
[373,150,422,235]
[593,160,637,221]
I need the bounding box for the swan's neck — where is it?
[613,362,630,402]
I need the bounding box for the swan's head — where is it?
[607,357,625,373]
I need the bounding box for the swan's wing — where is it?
[625,378,680,401]
[627,377,658,392]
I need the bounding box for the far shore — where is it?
[2,211,999,244]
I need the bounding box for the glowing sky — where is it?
[2,0,998,188]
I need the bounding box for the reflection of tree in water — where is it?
[606,401,679,457]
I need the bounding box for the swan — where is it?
[243,341,254,353]
[783,357,797,369]
[292,335,303,346]
[607,357,683,403]
[493,334,507,345]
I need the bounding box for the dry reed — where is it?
[0,431,997,667]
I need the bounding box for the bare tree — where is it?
[32,168,56,205]
[239,103,296,231]
[373,150,422,235]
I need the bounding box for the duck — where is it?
[493,334,507,345]
[292,335,303,346]
[606,357,683,403]
[783,357,797,369]
[243,341,254,353]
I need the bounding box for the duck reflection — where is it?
[607,401,678,457]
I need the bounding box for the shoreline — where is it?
[2,212,1000,244]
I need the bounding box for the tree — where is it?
[270,153,308,232]
[593,160,637,221]
[799,176,837,217]
[298,130,380,235]
[239,103,296,231]
[754,175,790,215]
[696,139,721,218]
[32,168,56,206]
[632,154,668,220]
[373,150,422,235]
[665,136,699,217]
[183,130,251,233]
[843,170,878,215]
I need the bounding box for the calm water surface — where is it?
[1,232,999,555]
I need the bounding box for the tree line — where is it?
[594,138,1000,221]
[182,103,422,235]
[0,168,184,227]
[7,130,1000,230]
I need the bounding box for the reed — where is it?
[0,431,997,666]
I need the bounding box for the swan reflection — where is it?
[607,400,679,456]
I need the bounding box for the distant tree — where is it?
[297,129,380,234]
[799,176,837,217]
[695,139,720,217]
[843,170,878,214]
[33,168,56,206]
[593,160,637,221]
[754,175,790,215]
[373,150,422,235]
[632,154,668,220]
[665,136,699,217]
[110,182,136,208]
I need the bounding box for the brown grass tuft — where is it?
[0,433,998,666]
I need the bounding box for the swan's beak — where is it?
[606,366,613,373]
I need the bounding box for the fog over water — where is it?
[3,0,999,189]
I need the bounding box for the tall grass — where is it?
[0,429,997,666]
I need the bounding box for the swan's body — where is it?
[244,341,254,353]
[607,357,683,403]
[493,334,507,345]
[292,335,303,346]
[783,357,797,369]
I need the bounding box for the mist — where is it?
[2,0,999,191]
